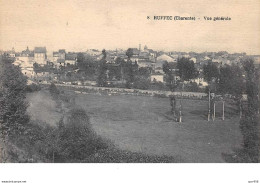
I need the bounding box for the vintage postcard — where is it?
[0,0,259,182]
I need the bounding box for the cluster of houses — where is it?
[7,47,77,80]
[2,45,260,88]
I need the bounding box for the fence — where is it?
[41,83,208,100]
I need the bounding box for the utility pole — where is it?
[257,95,259,114]
[179,83,184,123]
[179,94,182,123]
[179,107,182,123]
[208,90,211,121]
[52,150,55,163]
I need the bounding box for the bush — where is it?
[84,148,182,163]
[132,78,150,90]
[25,83,41,93]
[49,83,60,97]
[184,82,199,92]
[239,112,259,162]
[57,108,109,161]
[150,82,168,91]
[8,120,56,163]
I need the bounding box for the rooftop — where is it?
[34,47,46,53]
[59,49,66,53]
[66,53,77,60]
[57,58,65,63]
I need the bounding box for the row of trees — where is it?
[221,58,259,163]
[202,61,245,120]
[163,57,245,99]
[78,49,152,89]
[163,56,256,123]
[32,48,203,92]
[203,62,244,98]
[163,57,246,99]
[239,59,259,162]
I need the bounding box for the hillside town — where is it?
[1,2,260,183]
[1,45,260,92]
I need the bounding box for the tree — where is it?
[107,64,121,81]
[217,64,245,118]
[102,49,107,60]
[0,56,29,140]
[132,78,150,90]
[115,57,126,81]
[97,49,108,87]
[138,67,150,78]
[176,57,198,122]
[123,49,136,88]
[163,61,177,91]
[76,52,85,71]
[177,57,197,81]
[49,83,60,98]
[203,61,219,83]
[33,63,40,74]
[132,67,150,90]
[126,48,133,61]
[76,52,85,64]
[115,57,125,65]
[124,60,134,88]
[76,54,97,80]
[163,61,178,119]
[239,58,259,162]
[217,65,244,98]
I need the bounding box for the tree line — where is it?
[77,49,152,90]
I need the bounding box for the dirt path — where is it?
[26,91,63,126]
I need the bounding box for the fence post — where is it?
[213,102,215,121]
[222,100,225,121]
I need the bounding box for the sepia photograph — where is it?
[0,0,259,182]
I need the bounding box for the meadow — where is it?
[27,90,242,162]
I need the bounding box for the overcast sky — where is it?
[0,0,260,54]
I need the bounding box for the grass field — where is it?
[73,91,242,163]
[27,90,242,162]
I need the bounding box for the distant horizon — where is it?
[1,45,258,56]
